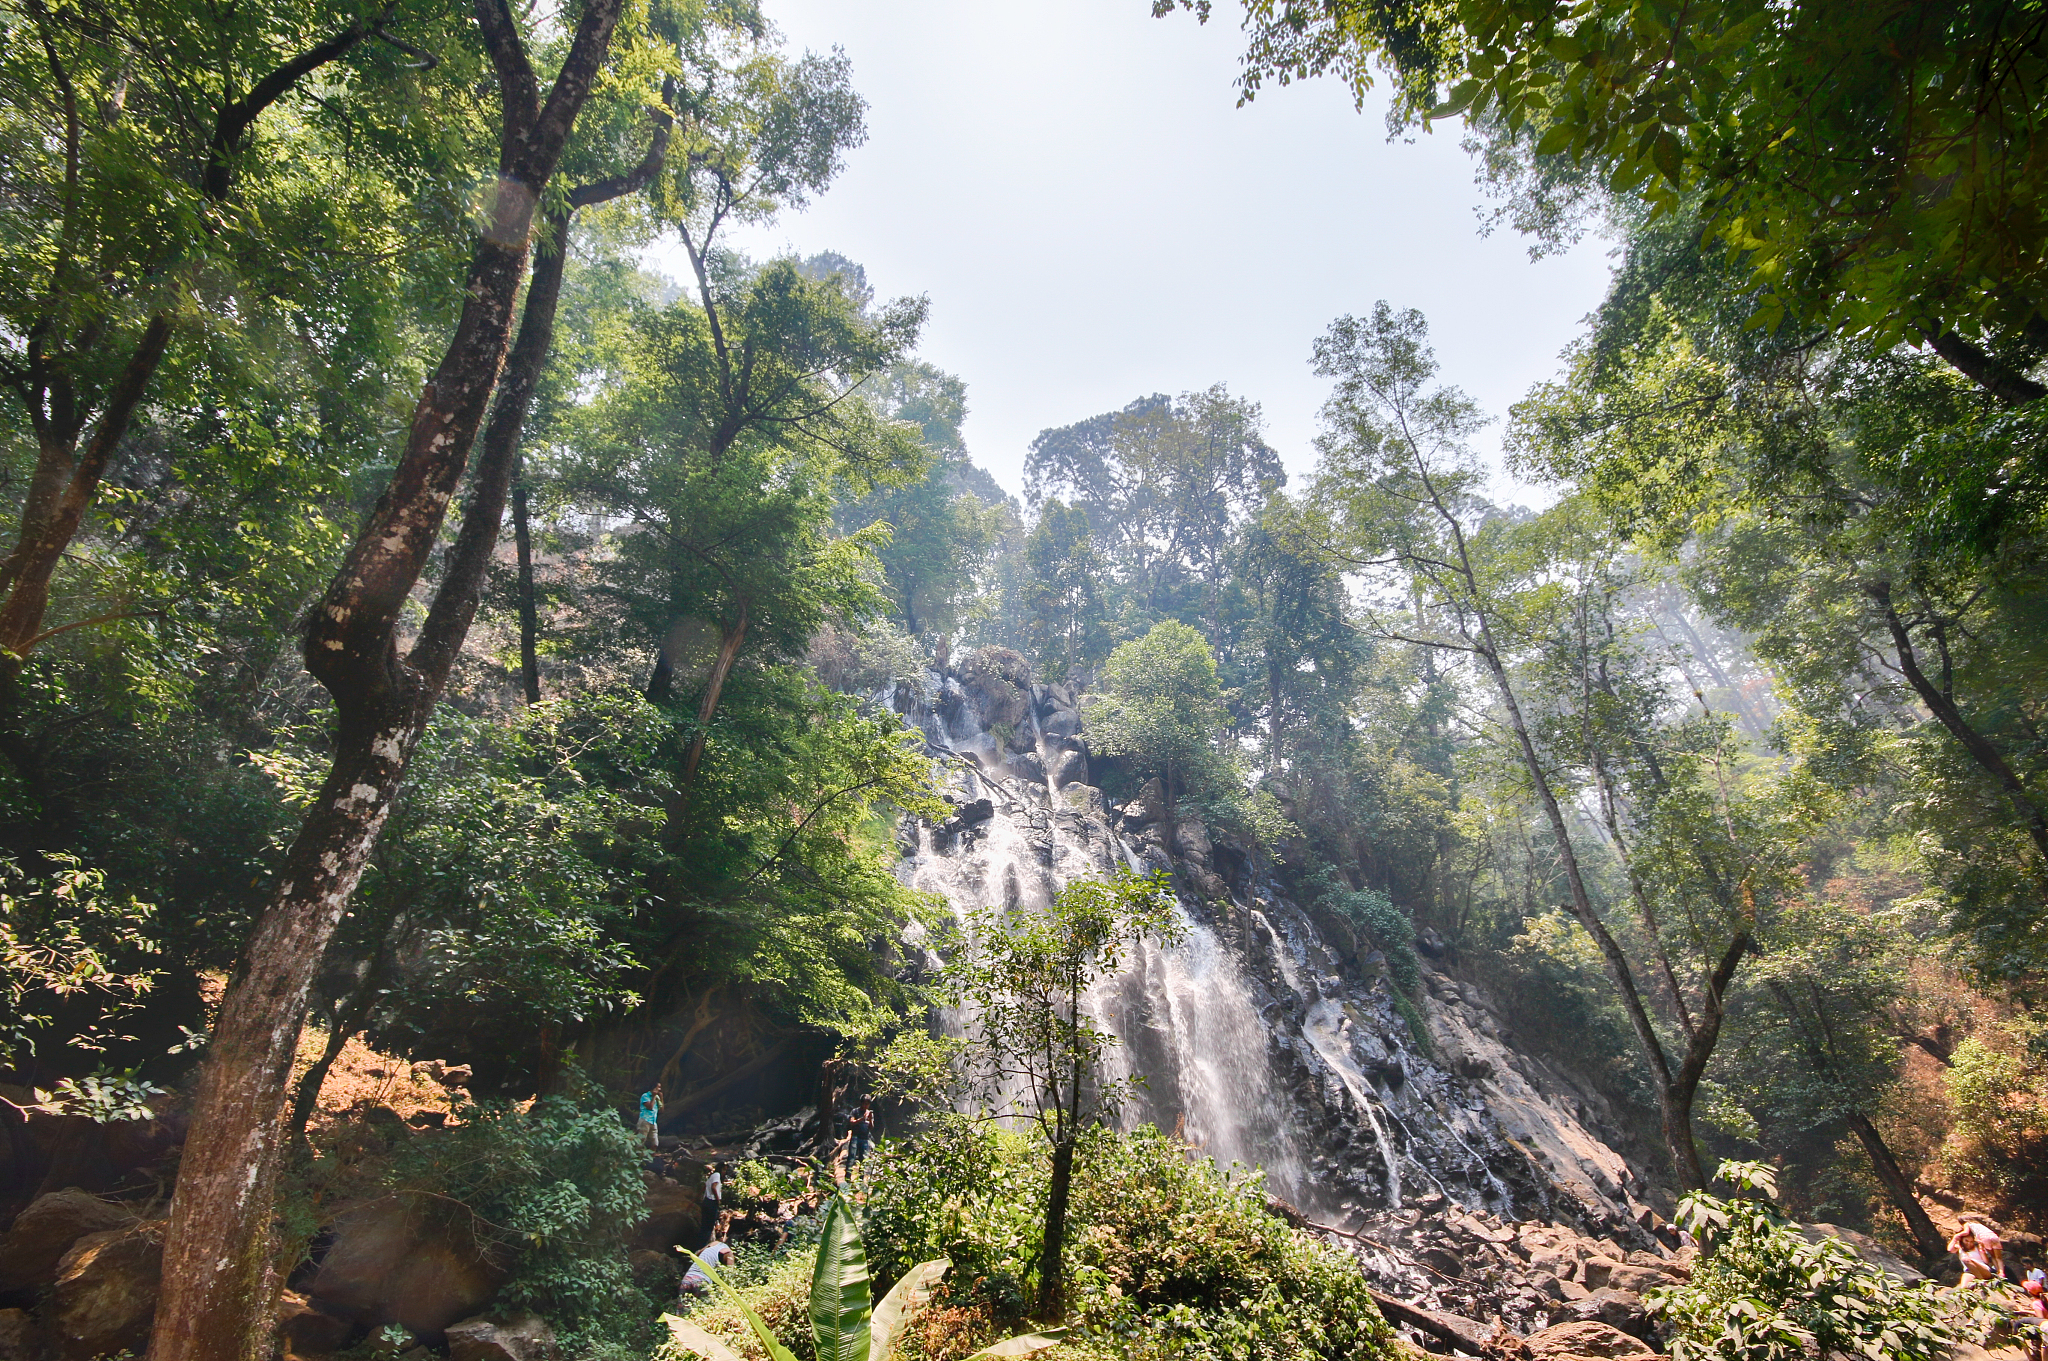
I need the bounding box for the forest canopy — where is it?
[0,2,2043,1359]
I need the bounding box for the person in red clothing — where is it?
[2018,1272,2046,1361]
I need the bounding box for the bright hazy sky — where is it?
[661,0,1617,504]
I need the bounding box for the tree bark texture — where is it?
[513,474,542,703]
[1037,1135,1077,1320]
[147,5,624,1358]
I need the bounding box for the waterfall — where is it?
[889,663,1640,1232]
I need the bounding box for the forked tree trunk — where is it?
[148,6,625,1357]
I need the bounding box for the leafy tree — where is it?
[1019,499,1110,676]
[835,361,1004,637]
[1085,620,1233,815]
[1025,386,1282,647]
[1307,301,1829,1189]
[946,871,1181,1319]
[0,0,479,826]
[1164,0,2048,399]
[1649,1162,1958,1361]
[1510,212,2048,979]
[155,5,637,1353]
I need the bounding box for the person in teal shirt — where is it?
[637,1083,663,1148]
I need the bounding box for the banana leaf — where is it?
[681,1247,800,1361]
[810,1194,874,1361]
[965,1328,1071,1357]
[663,1314,750,1361]
[870,1257,951,1361]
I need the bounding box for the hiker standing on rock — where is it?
[703,1161,724,1222]
[848,1096,875,1171]
[637,1083,663,1148]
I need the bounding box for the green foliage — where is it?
[376,1094,652,1352]
[1318,882,1420,996]
[0,855,159,1072]
[947,872,1182,1146]
[1650,1162,1958,1361]
[1086,622,1232,807]
[667,1195,1061,1361]
[1176,0,2048,354]
[863,1125,1396,1361]
[1942,1019,2048,1210]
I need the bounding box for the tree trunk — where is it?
[1847,1111,1945,1259]
[148,6,624,1357]
[677,601,749,792]
[150,734,410,1361]
[1870,582,2048,890]
[1036,1135,1076,1320]
[513,472,542,704]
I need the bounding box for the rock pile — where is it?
[1322,1196,1692,1350]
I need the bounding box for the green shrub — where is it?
[670,1248,821,1361]
[1648,1161,1959,1361]
[378,1094,651,1353]
[863,1122,1395,1361]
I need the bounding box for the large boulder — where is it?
[1799,1223,1925,1284]
[1580,1257,1676,1294]
[1046,746,1088,789]
[1173,816,1213,866]
[628,1248,682,1300]
[1122,779,1167,829]
[43,1219,163,1361]
[0,1307,37,1360]
[630,1175,704,1251]
[277,1288,355,1356]
[1561,1287,1652,1341]
[957,648,1032,732]
[307,1197,505,1342]
[1524,1320,1654,1361]
[446,1311,557,1361]
[1041,707,1083,741]
[0,1190,138,1294]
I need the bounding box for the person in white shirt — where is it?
[680,1239,731,1295]
[702,1164,724,1222]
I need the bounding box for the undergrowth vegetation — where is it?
[859,1124,1394,1361]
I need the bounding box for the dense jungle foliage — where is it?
[0,0,2045,1357]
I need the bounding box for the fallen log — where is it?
[1366,1288,1494,1356]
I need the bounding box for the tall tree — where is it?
[947,871,1180,1319]
[0,0,461,803]
[1309,302,1798,1188]
[150,3,631,1355]
[1025,386,1281,645]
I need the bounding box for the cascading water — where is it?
[888,661,1644,1233]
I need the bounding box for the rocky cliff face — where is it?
[890,655,1663,1255]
